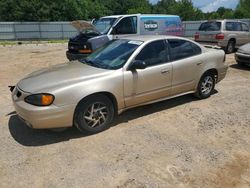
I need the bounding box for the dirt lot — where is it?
[0,44,249,188]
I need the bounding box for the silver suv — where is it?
[195,20,250,53]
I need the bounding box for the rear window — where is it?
[199,22,221,31]
[168,39,201,61]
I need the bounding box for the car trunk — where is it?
[195,21,222,43]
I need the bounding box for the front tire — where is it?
[74,94,115,133]
[195,73,215,99]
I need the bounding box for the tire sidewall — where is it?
[74,95,114,133]
[197,73,215,99]
[226,40,235,54]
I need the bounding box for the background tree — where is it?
[234,0,250,18]
[0,0,249,21]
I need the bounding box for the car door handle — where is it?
[197,62,203,66]
[161,69,170,74]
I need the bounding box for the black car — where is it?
[66,20,115,61]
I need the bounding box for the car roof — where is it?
[204,19,245,23]
[120,35,185,42]
[102,14,179,19]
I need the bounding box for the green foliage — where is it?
[0,0,248,21]
[234,0,250,18]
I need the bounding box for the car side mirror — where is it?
[129,60,147,70]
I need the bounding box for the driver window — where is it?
[135,40,168,67]
[114,16,137,35]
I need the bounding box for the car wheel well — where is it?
[74,92,118,117]
[229,38,236,43]
[203,69,218,82]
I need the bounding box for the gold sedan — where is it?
[11,35,228,133]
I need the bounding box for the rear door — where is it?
[167,39,203,95]
[241,23,250,44]
[225,22,243,46]
[123,40,172,107]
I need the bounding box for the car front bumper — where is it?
[12,87,75,129]
[235,52,250,65]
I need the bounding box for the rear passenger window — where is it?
[241,23,249,32]
[226,22,242,31]
[168,39,201,61]
[135,40,168,67]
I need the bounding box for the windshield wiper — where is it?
[80,59,94,66]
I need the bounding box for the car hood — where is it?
[238,43,250,54]
[71,20,100,34]
[17,61,111,93]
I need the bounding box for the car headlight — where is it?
[24,93,54,106]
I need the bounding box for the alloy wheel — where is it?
[83,102,108,128]
[201,76,214,95]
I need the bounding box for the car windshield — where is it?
[93,18,117,34]
[199,22,221,31]
[81,39,143,70]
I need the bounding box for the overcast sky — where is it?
[150,0,239,12]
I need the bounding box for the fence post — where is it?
[60,23,63,39]
[38,22,42,40]
[13,22,17,40]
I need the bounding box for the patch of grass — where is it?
[0,39,68,46]
[47,39,68,43]
[0,41,18,45]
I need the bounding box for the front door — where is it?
[111,15,139,39]
[123,40,172,107]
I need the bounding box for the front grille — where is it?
[16,91,22,98]
[14,87,22,98]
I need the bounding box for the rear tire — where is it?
[74,94,115,134]
[195,73,215,99]
[225,40,235,54]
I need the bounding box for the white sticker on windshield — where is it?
[128,40,143,45]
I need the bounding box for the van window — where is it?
[113,16,137,35]
[94,18,117,34]
[241,23,249,32]
[135,40,168,67]
[226,22,241,31]
[199,22,221,31]
[168,39,201,61]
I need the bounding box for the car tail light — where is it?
[194,32,199,40]
[79,49,92,53]
[216,33,224,40]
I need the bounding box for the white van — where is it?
[67,14,183,60]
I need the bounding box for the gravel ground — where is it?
[0,44,249,188]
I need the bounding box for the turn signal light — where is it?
[25,93,54,106]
